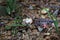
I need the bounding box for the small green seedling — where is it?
[6,0,16,14]
[44,8,59,33]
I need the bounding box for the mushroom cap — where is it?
[23,18,33,24]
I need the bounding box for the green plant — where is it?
[6,0,16,14]
[5,17,26,29]
[5,17,26,35]
[44,8,59,33]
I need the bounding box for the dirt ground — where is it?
[0,0,60,40]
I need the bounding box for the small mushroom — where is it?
[23,18,33,24]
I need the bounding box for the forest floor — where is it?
[0,0,60,40]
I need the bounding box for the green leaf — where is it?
[5,26,11,30]
[6,7,11,14]
[45,8,59,32]
[6,0,16,14]
[12,29,18,35]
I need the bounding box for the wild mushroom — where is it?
[23,18,33,24]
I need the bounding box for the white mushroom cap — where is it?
[23,18,33,24]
